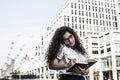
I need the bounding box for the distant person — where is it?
[46,26,89,80]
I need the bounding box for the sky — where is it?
[0,0,64,66]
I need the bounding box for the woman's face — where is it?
[63,32,75,47]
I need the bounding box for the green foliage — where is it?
[10,70,20,75]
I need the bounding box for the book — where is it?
[66,59,97,72]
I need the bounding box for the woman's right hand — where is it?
[67,59,76,68]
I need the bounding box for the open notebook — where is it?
[66,59,97,72]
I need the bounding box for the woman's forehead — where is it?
[63,32,72,38]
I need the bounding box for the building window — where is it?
[71,3,73,8]
[75,17,77,22]
[89,12,91,17]
[85,0,87,3]
[79,24,81,29]
[96,13,98,18]
[92,50,98,54]
[118,3,120,10]
[99,14,101,18]
[67,23,70,27]
[86,5,87,10]
[78,4,80,9]
[102,8,104,12]
[86,12,88,16]
[75,10,77,15]
[38,68,40,73]
[95,7,97,11]
[64,15,66,21]
[74,3,77,9]
[83,32,85,36]
[79,17,81,23]
[103,14,105,19]
[92,6,94,11]
[96,20,98,25]
[82,11,84,16]
[79,11,81,15]
[75,24,77,29]
[82,4,84,9]
[86,18,88,24]
[101,49,104,54]
[72,16,74,22]
[82,18,84,23]
[71,10,73,14]
[92,43,98,45]
[83,24,85,29]
[81,0,84,3]
[67,16,70,21]
[88,6,90,10]
[89,19,91,24]
[107,48,111,52]
[93,13,95,17]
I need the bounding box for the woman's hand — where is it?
[66,59,76,68]
[72,67,89,75]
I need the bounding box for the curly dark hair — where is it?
[45,26,86,65]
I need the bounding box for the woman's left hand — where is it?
[72,67,89,75]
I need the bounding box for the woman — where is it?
[45,26,89,80]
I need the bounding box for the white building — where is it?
[50,0,119,37]
[83,30,120,80]
[15,0,120,80]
